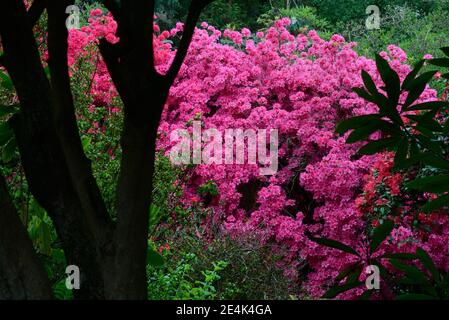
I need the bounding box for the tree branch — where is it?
[0,0,106,299]
[47,0,112,244]
[0,173,52,299]
[165,0,214,86]
[27,0,46,27]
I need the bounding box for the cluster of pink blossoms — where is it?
[67,10,449,298]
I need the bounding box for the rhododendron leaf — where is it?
[147,248,164,267]
[441,47,449,57]
[361,70,378,96]
[403,71,438,109]
[421,194,449,213]
[390,259,432,286]
[347,120,401,144]
[2,137,17,163]
[358,290,374,300]
[353,87,377,104]
[415,135,444,154]
[395,293,434,300]
[322,281,363,299]
[375,54,401,106]
[308,236,360,257]
[382,253,416,260]
[429,58,449,68]
[402,60,425,91]
[394,138,410,169]
[357,137,400,155]
[416,248,440,283]
[0,70,13,91]
[335,262,362,281]
[346,123,382,144]
[336,114,381,135]
[406,175,449,193]
[0,104,19,117]
[370,219,394,254]
[419,153,449,170]
[406,101,449,112]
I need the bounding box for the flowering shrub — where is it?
[64,9,449,299]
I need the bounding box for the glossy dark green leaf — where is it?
[308,236,360,257]
[375,54,401,106]
[0,123,14,145]
[370,219,394,253]
[147,248,164,267]
[335,262,362,281]
[358,290,374,300]
[395,293,435,300]
[382,252,416,260]
[336,114,381,135]
[0,71,13,91]
[0,105,19,117]
[441,47,449,57]
[402,60,425,91]
[406,175,449,193]
[2,137,17,163]
[419,153,449,170]
[406,101,449,112]
[361,70,378,96]
[421,194,449,213]
[403,71,438,109]
[416,248,440,283]
[357,137,400,155]
[390,259,431,286]
[429,58,449,67]
[322,281,363,299]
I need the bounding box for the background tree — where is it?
[0,0,213,300]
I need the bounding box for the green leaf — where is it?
[358,290,374,300]
[0,122,14,145]
[394,138,409,169]
[308,236,360,257]
[406,175,449,193]
[395,293,435,300]
[416,248,440,283]
[0,104,19,117]
[421,194,449,213]
[402,60,425,91]
[361,70,378,96]
[147,248,164,267]
[346,123,382,144]
[406,101,449,112]
[429,58,449,67]
[322,281,363,299]
[353,87,377,104]
[390,259,431,286]
[2,137,17,163]
[335,262,362,281]
[403,71,438,109]
[0,71,13,91]
[419,154,449,170]
[336,114,381,135]
[382,252,416,260]
[440,47,449,57]
[357,137,400,155]
[375,54,401,106]
[370,219,394,254]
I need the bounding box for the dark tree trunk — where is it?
[0,0,213,300]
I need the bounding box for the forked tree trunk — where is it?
[0,0,213,300]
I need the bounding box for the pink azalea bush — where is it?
[66,10,449,298]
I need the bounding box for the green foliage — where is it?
[339,50,449,212]
[308,220,394,299]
